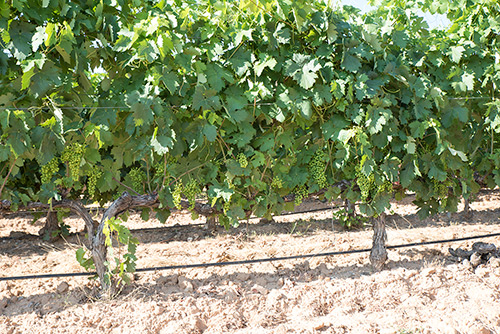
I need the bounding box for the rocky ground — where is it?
[1,191,500,333]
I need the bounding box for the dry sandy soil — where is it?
[1,191,500,334]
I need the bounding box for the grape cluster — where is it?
[172,182,183,209]
[87,166,102,198]
[165,154,178,165]
[293,185,308,206]
[129,167,146,192]
[237,153,248,168]
[356,168,374,202]
[376,180,393,196]
[41,157,60,184]
[433,179,448,207]
[271,175,283,189]
[184,179,199,210]
[223,201,230,213]
[61,143,85,180]
[153,162,164,177]
[308,150,328,189]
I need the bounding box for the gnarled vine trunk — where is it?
[38,211,59,240]
[370,212,387,270]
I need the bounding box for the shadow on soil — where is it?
[0,248,458,317]
[1,204,498,258]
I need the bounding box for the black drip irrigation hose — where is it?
[1,231,500,282]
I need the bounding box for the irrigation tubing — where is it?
[1,231,500,282]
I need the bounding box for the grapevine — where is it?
[2,0,497,293]
[61,143,85,181]
[41,157,60,184]
[308,149,328,189]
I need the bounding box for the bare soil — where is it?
[1,191,500,334]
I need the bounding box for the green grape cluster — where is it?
[308,150,328,189]
[87,166,102,199]
[376,180,393,195]
[61,143,85,180]
[223,201,230,213]
[237,153,248,168]
[293,185,308,206]
[165,154,178,165]
[433,179,448,207]
[41,157,60,184]
[184,179,200,210]
[153,162,164,177]
[356,170,375,202]
[271,175,283,189]
[172,182,183,209]
[355,156,376,202]
[129,167,146,192]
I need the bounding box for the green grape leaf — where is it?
[32,26,47,52]
[400,159,421,188]
[342,54,361,73]
[285,54,321,89]
[450,46,465,63]
[202,124,217,142]
[254,54,277,77]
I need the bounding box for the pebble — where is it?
[236,272,251,282]
[470,252,482,267]
[318,263,331,276]
[157,274,178,285]
[178,277,194,293]
[462,259,473,271]
[475,266,489,278]
[255,276,267,287]
[0,299,7,309]
[422,267,436,277]
[56,282,69,294]
[251,284,268,295]
[192,316,207,332]
[488,257,500,268]
[474,326,493,334]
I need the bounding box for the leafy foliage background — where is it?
[1,0,500,225]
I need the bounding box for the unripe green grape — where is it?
[433,179,448,207]
[165,154,178,165]
[237,153,248,168]
[129,167,146,192]
[271,175,283,189]
[87,166,102,199]
[308,149,328,189]
[153,162,165,177]
[355,169,374,202]
[375,180,393,196]
[223,201,230,213]
[293,185,308,206]
[41,157,60,184]
[184,179,200,211]
[172,182,183,210]
[61,143,85,181]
